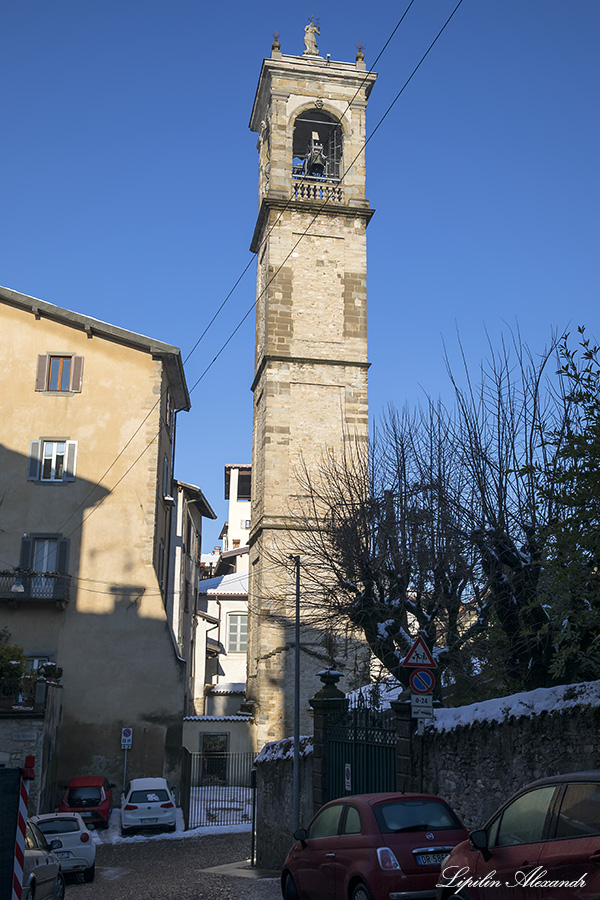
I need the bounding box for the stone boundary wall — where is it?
[0,680,62,814]
[422,684,600,829]
[254,737,313,870]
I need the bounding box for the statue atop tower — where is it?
[303,17,320,56]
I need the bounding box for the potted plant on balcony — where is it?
[0,627,27,709]
[39,662,63,683]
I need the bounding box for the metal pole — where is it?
[291,554,301,831]
[250,767,257,866]
[122,748,128,793]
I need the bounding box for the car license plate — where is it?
[416,853,447,866]
[140,817,159,824]
[56,852,71,859]
[80,811,92,817]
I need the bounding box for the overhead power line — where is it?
[56,0,465,542]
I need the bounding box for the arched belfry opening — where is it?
[292,109,342,182]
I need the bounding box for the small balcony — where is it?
[0,571,71,608]
[292,179,344,204]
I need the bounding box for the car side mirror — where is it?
[469,829,491,861]
[293,827,308,846]
[50,839,63,851]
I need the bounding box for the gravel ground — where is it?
[64,832,282,900]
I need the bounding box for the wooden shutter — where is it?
[57,538,69,574]
[70,356,84,392]
[19,536,33,569]
[64,441,78,481]
[35,355,49,391]
[27,441,42,480]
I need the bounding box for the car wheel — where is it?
[54,873,66,900]
[83,863,95,883]
[283,873,299,900]
[352,883,373,900]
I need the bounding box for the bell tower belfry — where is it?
[247,29,376,745]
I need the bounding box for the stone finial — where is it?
[303,17,320,56]
[314,667,344,699]
[271,31,282,58]
[356,41,366,71]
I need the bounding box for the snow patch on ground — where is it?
[93,807,252,845]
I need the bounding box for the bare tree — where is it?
[272,330,596,702]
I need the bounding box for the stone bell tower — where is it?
[246,27,376,746]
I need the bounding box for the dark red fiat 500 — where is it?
[437,771,600,900]
[281,792,468,900]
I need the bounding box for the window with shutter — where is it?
[28,440,77,482]
[35,354,84,392]
[18,534,69,601]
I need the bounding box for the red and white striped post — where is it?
[12,755,35,900]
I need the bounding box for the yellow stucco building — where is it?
[0,285,190,791]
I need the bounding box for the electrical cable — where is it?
[55,1,464,544]
[53,7,416,538]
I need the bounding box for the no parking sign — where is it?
[409,669,435,694]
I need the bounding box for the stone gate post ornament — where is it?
[304,18,320,56]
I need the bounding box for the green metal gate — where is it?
[326,700,397,801]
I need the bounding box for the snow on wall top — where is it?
[255,735,313,765]
[433,680,600,733]
[183,715,253,722]
[347,679,600,734]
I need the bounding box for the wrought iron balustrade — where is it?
[0,571,71,606]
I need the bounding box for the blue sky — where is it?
[2,1,598,545]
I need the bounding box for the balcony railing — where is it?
[292,180,344,204]
[0,571,71,607]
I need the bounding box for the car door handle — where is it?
[589,850,600,866]
[325,853,336,858]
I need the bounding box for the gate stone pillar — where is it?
[309,668,349,814]
[390,697,418,792]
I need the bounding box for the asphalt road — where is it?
[64,832,282,900]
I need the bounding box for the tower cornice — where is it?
[249,55,377,133]
[250,196,375,255]
[250,353,371,394]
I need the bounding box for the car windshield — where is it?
[68,787,102,805]
[37,818,80,835]
[129,789,170,803]
[374,799,461,833]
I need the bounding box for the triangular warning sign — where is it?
[402,635,437,669]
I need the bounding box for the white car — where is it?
[31,812,96,882]
[23,820,65,900]
[121,776,178,835]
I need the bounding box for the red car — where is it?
[59,776,115,829]
[281,792,468,900]
[437,770,600,900]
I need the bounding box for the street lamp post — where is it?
[290,554,301,831]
